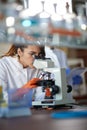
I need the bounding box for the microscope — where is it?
[32,58,75,107]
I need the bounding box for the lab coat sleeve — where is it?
[0,61,8,84]
[0,62,8,101]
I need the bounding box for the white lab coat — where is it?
[45,46,68,68]
[0,56,45,101]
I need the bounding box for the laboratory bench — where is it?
[0,105,87,130]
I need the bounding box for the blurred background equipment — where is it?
[0,0,87,48]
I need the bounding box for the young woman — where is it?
[0,44,45,102]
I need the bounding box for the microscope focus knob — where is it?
[51,85,60,96]
[67,85,72,93]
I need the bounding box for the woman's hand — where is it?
[10,78,40,101]
[22,78,41,89]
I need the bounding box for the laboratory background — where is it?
[1,0,87,130]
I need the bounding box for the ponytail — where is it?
[0,44,27,58]
[0,44,45,58]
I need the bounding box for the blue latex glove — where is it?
[72,75,83,85]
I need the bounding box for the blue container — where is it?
[7,88,33,109]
